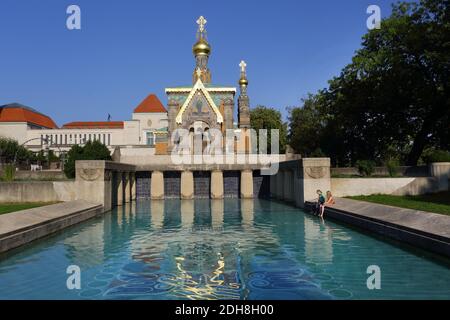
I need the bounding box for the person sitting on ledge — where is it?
[315,190,326,217]
[325,191,336,206]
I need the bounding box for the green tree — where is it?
[0,137,33,163]
[288,0,449,166]
[250,105,287,153]
[64,140,111,178]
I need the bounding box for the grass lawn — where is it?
[348,191,450,216]
[0,202,56,215]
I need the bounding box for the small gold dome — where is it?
[239,77,248,86]
[193,38,211,56]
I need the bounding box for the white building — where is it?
[0,94,169,156]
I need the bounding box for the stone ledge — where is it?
[76,160,136,172]
[0,200,103,253]
[305,198,450,258]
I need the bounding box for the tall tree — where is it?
[250,106,287,153]
[288,0,449,165]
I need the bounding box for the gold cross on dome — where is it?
[196,16,207,33]
[239,60,247,73]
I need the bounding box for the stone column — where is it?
[283,170,294,202]
[124,172,131,203]
[240,169,254,199]
[224,98,234,130]
[430,162,450,192]
[117,171,124,206]
[276,171,284,199]
[270,174,277,198]
[151,171,164,200]
[130,172,136,201]
[75,160,113,212]
[211,170,224,199]
[181,171,194,200]
[293,167,304,208]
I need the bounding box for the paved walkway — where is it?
[331,198,450,240]
[0,200,103,253]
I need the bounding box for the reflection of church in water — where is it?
[166,16,251,153]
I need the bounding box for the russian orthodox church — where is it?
[165,16,251,154]
[0,16,251,158]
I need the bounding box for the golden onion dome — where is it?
[193,38,211,56]
[239,77,248,86]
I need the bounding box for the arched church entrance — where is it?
[189,120,210,155]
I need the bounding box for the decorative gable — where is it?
[175,78,223,124]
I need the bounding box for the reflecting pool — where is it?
[0,199,449,299]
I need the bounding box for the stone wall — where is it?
[331,177,438,197]
[270,158,331,208]
[331,163,449,197]
[331,165,429,177]
[0,181,76,202]
[253,171,270,198]
[75,160,136,211]
[13,170,67,181]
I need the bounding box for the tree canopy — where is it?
[64,140,112,178]
[0,137,33,163]
[250,105,287,153]
[288,0,449,166]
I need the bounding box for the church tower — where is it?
[238,60,251,128]
[192,16,211,84]
[166,16,239,153]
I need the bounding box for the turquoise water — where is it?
[0,199,449,300]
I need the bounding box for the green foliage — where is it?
[355,160,375,177]
[0,202,57,215]
[310,148,326,158]
[63,145,83,179]
[250,106,287,153]
[288,0,449,166]
[421,149,450,163]
[386,158,400,177]
[47,150,59,163]
[1,164,16,181]
[0,137,32,163]
[64,141,112,178]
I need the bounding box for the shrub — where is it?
[310,148,326,157]
[64,141,112,179]
[0,137,32,163]
[386,158,400,177]
[355,160,375,177]
[421,149,450,164]
[1,164,16,181]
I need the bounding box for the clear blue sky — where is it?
[0,0,398,125]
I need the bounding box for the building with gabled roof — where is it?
[0,16,251,158]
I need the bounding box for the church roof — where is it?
[134,94,167,113]
[0,103,58,129]
[62,121,124,129]
[175,78,223,124]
